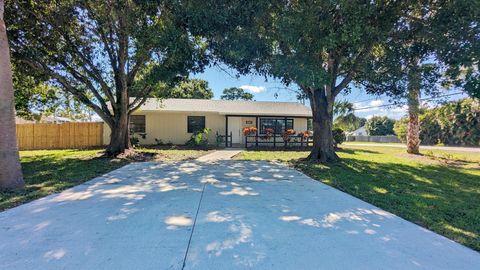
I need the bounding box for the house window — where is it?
[130,115,146,133]
[187,116,205,133]
[259,118,294,134]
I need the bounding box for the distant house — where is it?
[348,126,367,136]
[103,98,312,147]
[15,117,35,124]
[40,116,74,124]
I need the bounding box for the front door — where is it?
[229,117,242,145]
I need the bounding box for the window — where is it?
[187,116,206,133]
[130,115,146,133]
[259,118,294,134]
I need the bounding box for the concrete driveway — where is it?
[1,160,479,270]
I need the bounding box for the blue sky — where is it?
[192,64,468,120]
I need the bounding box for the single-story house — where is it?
[348,126,367,136]
[103,98,312,147]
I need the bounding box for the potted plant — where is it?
[242,127,257,136]
[282,129,296,142]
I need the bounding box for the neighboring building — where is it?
[40,116,74,124]
[103,98,312,146]
[15,117,35,124]
[348,126,367,136]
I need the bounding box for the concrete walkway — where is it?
[1,161,479,270]
[196,149,243,162]
[344,143,480,153]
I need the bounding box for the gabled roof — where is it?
[135,98,312,117]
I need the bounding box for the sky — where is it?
[192,64,468,120]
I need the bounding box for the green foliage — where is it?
[393,99,479,146]
[393,118,408,143]
[419,112,442,145]
[220,87,254,101]
[332,128,346,147]
[13,68,59,120]
[185,1,410,160]
[186,128,211,147]
[7,0,207,134]
[165,79,213,99]
[333,101,366,131]
[436,99,480,146]
[365,116,395,136]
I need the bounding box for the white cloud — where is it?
[389,105,408,113]
[369,100,384,106]
[239,85,266,93]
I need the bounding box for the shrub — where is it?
[365,116,396,135]
[392,99,479,146]
[393,118,408,143]
[332,128,346,147]
[419,112,442,145]
[186,128,211,147]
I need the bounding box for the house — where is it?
[348,126,367,136]
[103,98,312,147]
[15,117,35,124]
[40,116,74,124]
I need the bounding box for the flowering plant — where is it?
[282,129,296,142]
[242,127,258,136]
[298,130,312,139]
[261,128,274,140]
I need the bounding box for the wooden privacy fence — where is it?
[16,122,104,150]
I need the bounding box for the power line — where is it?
[353,92,464,111]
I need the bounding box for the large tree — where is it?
[362,1,479,154]
[0,0,24,189]
[186,0,409,162]
[7,0,206,155]
[221,87,254,101]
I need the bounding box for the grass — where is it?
[235,145,480,251]
[0,147,211,211]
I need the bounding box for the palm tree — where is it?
[0,0,24,189]
[333,101,365,132]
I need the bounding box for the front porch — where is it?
[223,114,312,149]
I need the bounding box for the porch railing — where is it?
[216,131,233,147]
[245,134,313,149]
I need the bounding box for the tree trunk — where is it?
[105,112,131,156]
[0,0,24,189]
[307,88,339,162]
[407,65,421,154]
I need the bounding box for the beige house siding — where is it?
[103,113,309,146]
[104,111,226,145]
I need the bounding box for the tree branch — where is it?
[333,44,373,96]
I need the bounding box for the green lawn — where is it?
[235,145,480,251]
[0,147,211,211]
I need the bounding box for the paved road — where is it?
[1,161,479,270]
[344,143,480,153]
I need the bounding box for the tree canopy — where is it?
[7,0,207,154]
[165,78,213,99]
[365,116,396,136]
[220,87,254,101]
[186,0,409,161]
